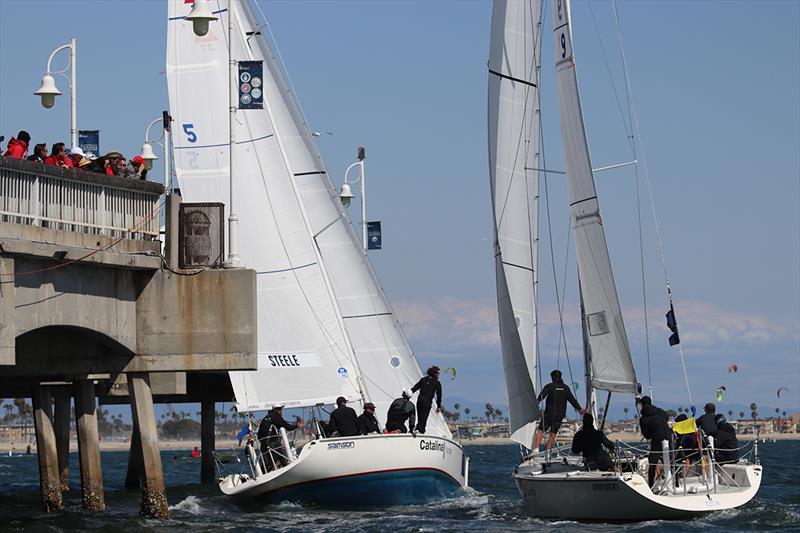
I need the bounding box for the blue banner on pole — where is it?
[367,221,382,250]
[238,61,263,109]
[78,130,99,155]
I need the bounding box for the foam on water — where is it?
[169,495,204,515]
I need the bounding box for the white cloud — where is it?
[393,296,799,361]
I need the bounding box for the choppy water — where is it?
[0,441,797,531]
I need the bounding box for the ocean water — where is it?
[0,441,797,531]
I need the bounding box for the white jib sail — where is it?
[168,1,451,436]
[551,0,637,393]
[488,0,543,447]
[167,0,361,410]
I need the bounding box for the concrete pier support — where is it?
[32,386,63,512]
[125,420,144,489]
[201,399,216,484]
[54,391,71,492]
[128,373,170,519]
[74,380,105,511]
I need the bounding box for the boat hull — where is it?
[220,433,468,506]
[514,463,762,521]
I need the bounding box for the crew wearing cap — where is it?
[385,388,416,434]
[533,369,585,453]
[327,396,359,437]
[257,404,303,469]
[357,402,380,435]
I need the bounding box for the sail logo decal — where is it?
[327,441,355,450]
[258,351,323,369]
[419,439,449,458]
[587,312,609,336]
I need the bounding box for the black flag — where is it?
[666,303,680,346]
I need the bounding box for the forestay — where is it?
[167,0,450,437]
[488,0,543,446]
[551,0,637,393]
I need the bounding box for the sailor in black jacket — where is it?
[638,396,671,486]
[357,402,381,435]
[411,366,443,434]
[533,370,585,453]
[327,396,360,437]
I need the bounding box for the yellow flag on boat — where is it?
[673,417,697,435]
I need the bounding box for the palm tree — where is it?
[464,407,471,420]
[485,403,495,422]
[677,406,683,414]
[454,403,461,411]
[727,410,733,419]
[739,411,744,420]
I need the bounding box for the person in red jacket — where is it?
[44,142,74,168]
[3,131,31,159]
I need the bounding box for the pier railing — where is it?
[0,157,163,240]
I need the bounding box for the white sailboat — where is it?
[488,0,762,520]
[166,0,467,504]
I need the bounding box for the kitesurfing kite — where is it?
[777,387,788,399]
[716,385,726,402]
[728,364,738,373]
[443,367,457,381]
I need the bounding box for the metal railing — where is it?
[0,157,163,240]
[214,425,306,482]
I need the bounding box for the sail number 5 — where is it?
[182,123,197,143]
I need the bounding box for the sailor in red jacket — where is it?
[3,131,31,159]
[44,142,74,168]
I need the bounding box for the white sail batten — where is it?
[166,0,361,410]
[167,1,450,436]
[551,0,637,393]
[488,0,543,447]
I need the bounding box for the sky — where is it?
[1,0,798,418]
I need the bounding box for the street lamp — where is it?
[338,145,367,251]
[186,0,241,268]
[35,38,77,149]
[141,111,172,189]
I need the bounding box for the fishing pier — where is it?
[0,157,257,518]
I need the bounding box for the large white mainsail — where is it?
[551,0,636,393]
[488,0,543,447]
[167,0,449,436]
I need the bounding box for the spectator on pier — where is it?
[67,146,86,168]
[131,155,148,180]
[45,142,74,168]
[96,152,123,175]
[26,143,48,163]
[3,130,31,159]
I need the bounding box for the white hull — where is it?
[220,433,468,505]
[513,460,762,520]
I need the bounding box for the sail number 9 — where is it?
[182,123,197,144]
[561,33,566,59]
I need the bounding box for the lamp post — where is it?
[338,145,367,252]
[186,0,240,267]
[141,112,172,190]
[35,38,77,149]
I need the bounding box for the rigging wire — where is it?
[611,0,693,406]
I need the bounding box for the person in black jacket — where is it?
[638,396,671,486]
[357,402,380,435]
[696,403,719,438]
[257,405,303,469]
[571,413,616,471]
[712,414,739,464]
[411,366,443,434]
[533,370,585,453]
[327,396,359,437]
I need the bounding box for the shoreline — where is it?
[1,432,796,453]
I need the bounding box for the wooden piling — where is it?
[74,379,105,511]
[128,373,170,519]
[54,390,71,492]
[32,386,62,512]
[200,399,216,484]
